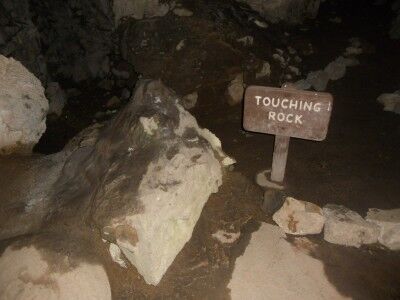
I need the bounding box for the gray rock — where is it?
[366,208,400,250]
[0,55,48,154]
[324,59,346,81]
[273,197,325,235]
[226,73,244,106]
[323,204,380,248]
[377,92,400,115]
[181,92,198,110]
[46,82,67,116]
[306,70,330,91]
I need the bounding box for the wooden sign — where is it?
[243,86,333,184]
[243,86,333,141]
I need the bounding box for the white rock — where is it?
[256,61,271,78]
[212,230,241,244]
[173,8,193,17]
[237,36,254,47]
[0,245,111,300]
[0,55,48,154]
[377,92,400,115]
[226,73,244,106]
[181,91,198,110]
[306,70,330,91]
[254,19,268,28]
[176,39,185,51]
[366,208,400,250]
[323,204,380,248]
[273,197,325,235]
[109,243,128,268]
[46,82,67,116]
[324,59,346,81]
[139,116,159,135]
[113,0,170,23]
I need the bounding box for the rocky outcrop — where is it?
[0,0,114,83]
[236,0,320,24]
[323,204,379,248]
[273,197,325,235]
[0,55,48,154]
[0,80,232,286]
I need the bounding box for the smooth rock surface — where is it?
[0,55,48,154]
[273,197,325,235]
[0,245,111,300]
[323,204,379,248]
[324,58,346,81]
[306,70,330,91]
[366,208,400,250]
[229,223,349,300]
[377,92,400,115]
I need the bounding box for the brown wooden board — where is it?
[243,86,333,141]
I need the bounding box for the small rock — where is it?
[336,56,359,67]
[237,36,254,47]
[288,65,300,76]
[255,62,271,79]
[254,19,268,28]
[46,82,67,117]
[212,230,241,244]
[344,46,363,56]
[173,8,193,17]
[106,96,121,108]
[306,70,330,91]
[366,208,400,250]
[377,92,400,115]
[181,92,198,110]
[273,197,325,235]
[323,204,380,248]
[273,53,286,66]
[324,59,346,81]
[226,73,244,106]
[121,88,131,100]
[176,39,185,51]
[109,243,127,268]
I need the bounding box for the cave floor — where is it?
[29,0,400,299]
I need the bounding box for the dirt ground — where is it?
[5,0,400,299]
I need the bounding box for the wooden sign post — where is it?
[243,86,333,184]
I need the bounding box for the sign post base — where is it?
[270,135,290,183]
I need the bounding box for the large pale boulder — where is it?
[366,208,400,250]
[323,204,379,248]
[273,197,325,235]
[0,245,111,300]
[237,0,320,24]
[0,55,48,154]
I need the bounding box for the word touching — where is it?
[243,86,333,141]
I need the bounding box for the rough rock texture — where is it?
[323,204,380,248]
[237,0,320,24]
[306,70,329,91]
[273,197,325,235]
[0,80,230,286]
[226,73,245,106]
[46,82,67,116]
[113,0,171,23]
[0,0,114,83]
[0,245,111,300]
[0,55,48,154]
[366,208,400,250]
[377,91,400,115]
